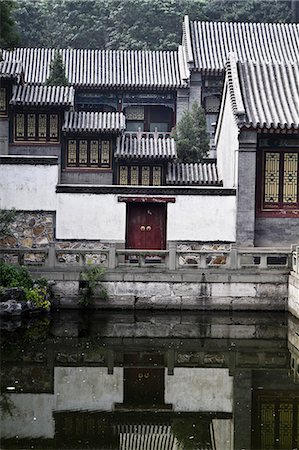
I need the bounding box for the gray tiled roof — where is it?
[118,425,178,450]
[115,131,177,160]
[3,48,188,89]
[183,16,299,73]
[63,111,125,133]
[167,161,221,185]
[0,59,23,78]
[10,85,75,106]
[226,54,299,130]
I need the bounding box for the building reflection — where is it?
[1,311,298,449]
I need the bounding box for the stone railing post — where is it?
[229,245,238,270]
[259,254,268,269]
[46,241,56,269]
[108,243,116,269]
[168,242,177,270]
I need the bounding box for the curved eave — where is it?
[115,155,177,160]
[240,123,299,132]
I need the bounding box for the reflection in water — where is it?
[1,311,299,450]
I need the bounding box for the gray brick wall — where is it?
[255,217,299,246]
[0,119,9,154]
[61,171,113,185]
[9,144,61,163]
[236,131,257,246]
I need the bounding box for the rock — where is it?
[0,287,25,302]
[35,237,49,246]
[20,238,33,248]
[33,225,45,236]
[0,235,17,247]
[0,300,24,315]
[26,300,36,311]
[0,319,23,331]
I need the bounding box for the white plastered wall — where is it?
[215,82,239,188]
[167,195,236,242]
[56,193,126,240]
[0,163,58,210]
[0,161,236,242]
[1,394,55,439]
[165,368,233,412]
[54,367,123,411]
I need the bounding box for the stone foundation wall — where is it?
[0,211,55,249]
[288,272,299,319]
[49,273,288,311]
[0,212,113,266]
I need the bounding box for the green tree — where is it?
[173,102,209,163]
[13,0,295,50]
[202,0,293,22]
[45,50,69,86]
[0,0,19,48]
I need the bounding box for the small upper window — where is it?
[14,112,60,142]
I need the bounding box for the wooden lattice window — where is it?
[49,114,59,140]
[14,112,60,142]
[118,165,163,186]
[0,88,7,115]
[66,138,112,169]
[261,150,299,212]
[38,114,47,139]
[100,140,111,167]
[252,391,299,450]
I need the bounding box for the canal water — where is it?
[1,310,299,450]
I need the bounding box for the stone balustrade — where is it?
[292,246,299,274]
[0,243,293,272]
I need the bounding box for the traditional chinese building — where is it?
[0,19,298,259]
[215,53,299,246]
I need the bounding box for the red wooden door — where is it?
[126,203,166,250]
[124,368,165,406]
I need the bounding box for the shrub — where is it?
[25,287,50,310]
[0,261,51,311]
[79,265,108,307]
[0,261,33,290]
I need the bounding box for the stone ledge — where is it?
[0,155,58,165]
[56,184,237,196]
[29,268,289,284]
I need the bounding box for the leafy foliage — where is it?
[173,102,209,163]
[0,261,33,290]
[0,261,51,311]
[13,0,295,50]
[25,287,50,310]
[80,265,108,307]
[0,0,19,48]
[203,0,293,22]
[0,209,16,239]
[45,50,69,86]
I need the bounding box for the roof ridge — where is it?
[189,19,298,26]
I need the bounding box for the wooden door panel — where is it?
[124,368,165,406]
[126,203,166,250]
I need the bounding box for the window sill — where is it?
[63,168,112,173]
[11,141,60,146]
[256,209,299,218]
